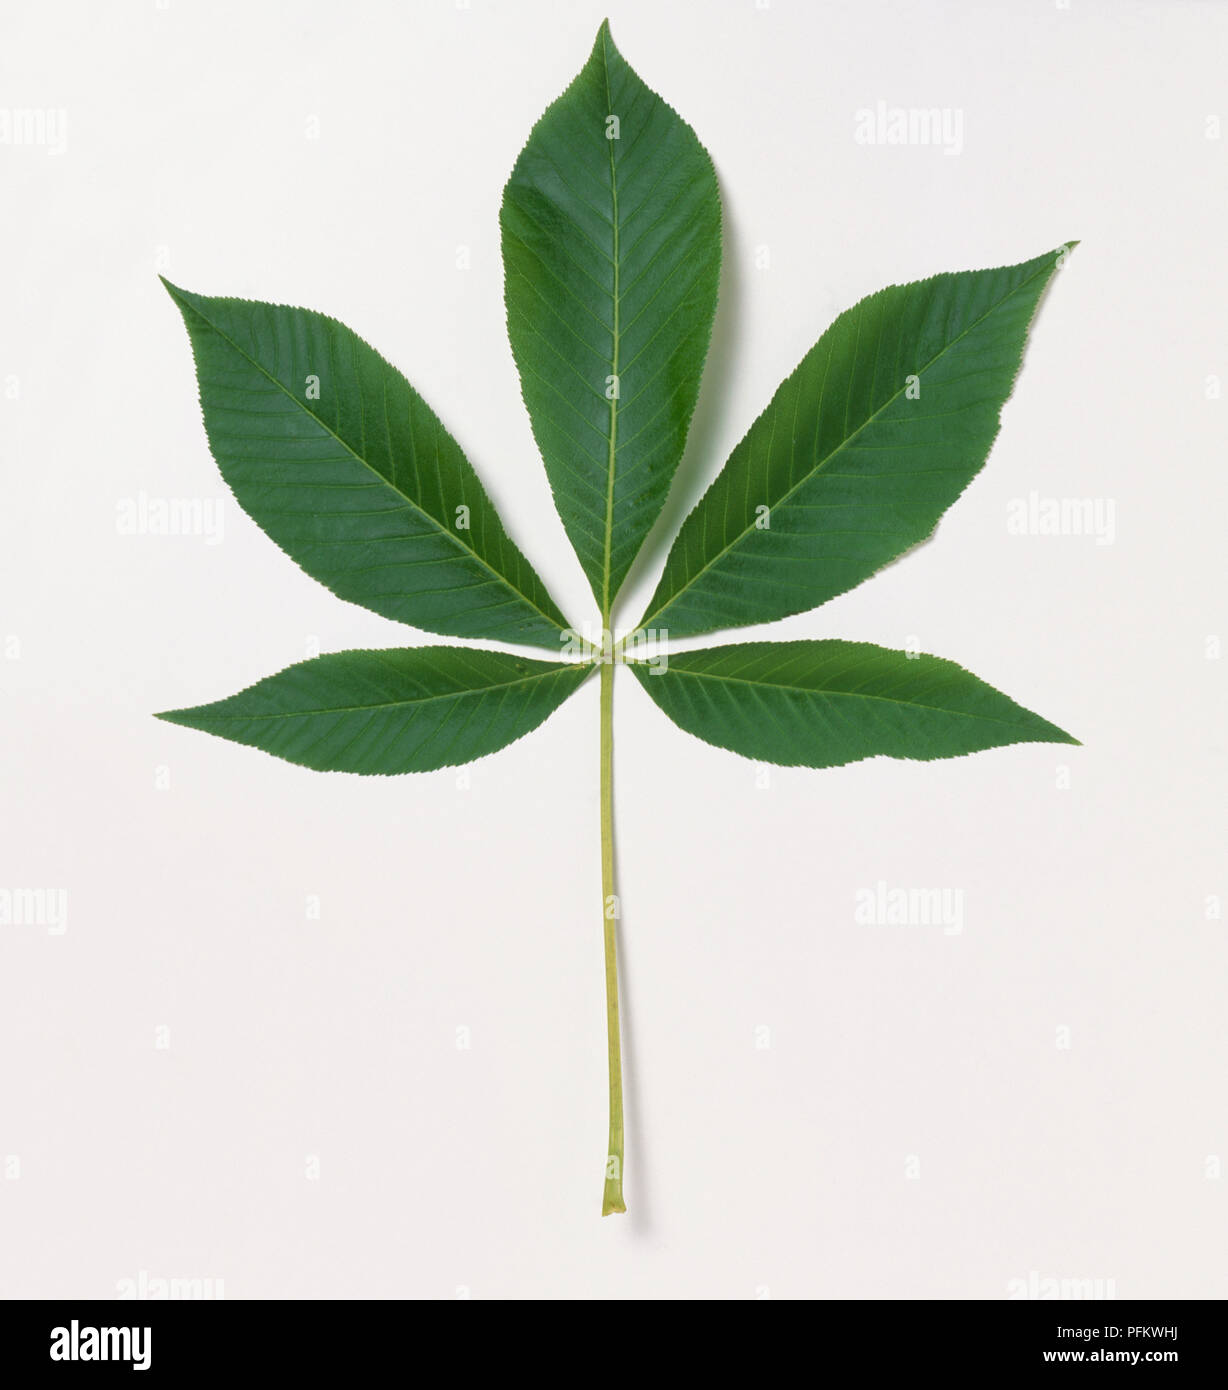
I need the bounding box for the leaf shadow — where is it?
[615,165,743,622]
[615,886,654,1234]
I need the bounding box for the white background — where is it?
[2,0,1224,1299]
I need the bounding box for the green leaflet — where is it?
[637,246,1075,639]
[629,641,1077,769]
[501,19,721,615]
[157,647,593,774]
[163,281,572,651]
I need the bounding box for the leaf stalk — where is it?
[599,653,626,1215]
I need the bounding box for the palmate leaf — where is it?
[630,641,1077,769]
[163,282,572,652]
[637,246,1075,639]
[157,647,592,774]
[155,19,1083,1219]
[502,19,721,614]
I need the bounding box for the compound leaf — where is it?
[638,246,1075,639]
[164,281,572,652]
[630,640,1077,768]
[501,19,721,614]
[157,647,593,774]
